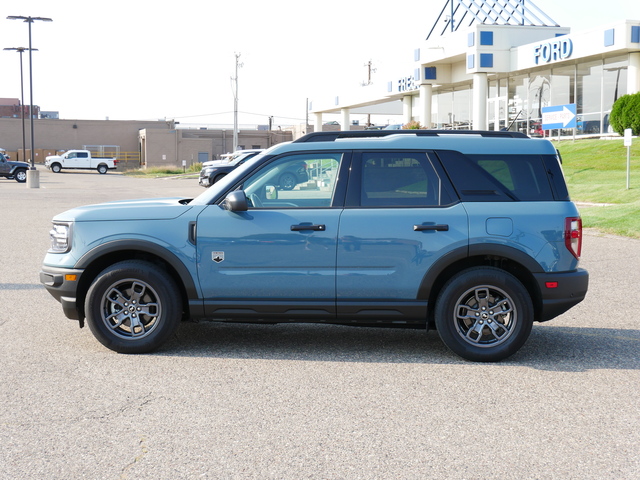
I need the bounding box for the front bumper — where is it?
[198,176,211,187]
[534,268,589,322]
[39,265,85,320]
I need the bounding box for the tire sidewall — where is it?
[85,261,181,353]
[279,173,296,190]
[14,169,27,183]
[435,267,533,362]
[51,163,61,173]
[97,165,108,174]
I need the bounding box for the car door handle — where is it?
[291,224,326,231]
[414,224,449,232]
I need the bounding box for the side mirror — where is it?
[222,190,248,212]
[266,185,278,200]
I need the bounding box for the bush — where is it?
[609,92,640,136]
[402,121,424,130]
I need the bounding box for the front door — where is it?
[0,157,9,176]
[196,151,347,319]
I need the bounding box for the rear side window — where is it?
[436,151,555,201]
[356,152,454,207]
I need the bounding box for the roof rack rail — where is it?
[294,130,529,143]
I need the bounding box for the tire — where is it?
[279,172,297,190]
[212,173,226,184]
[14,169,27,183]
[84,260,182,353]
[51,163,62,173]
[434,267,533,362]
[97,164,108,174]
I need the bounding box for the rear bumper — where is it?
[534,268,589,322]
[39,265,85,321]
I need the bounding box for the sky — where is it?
[1,0,638,128]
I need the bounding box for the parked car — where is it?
[201,149,264,168]
[0,152,28,183]
[199,150,263,187]
[199,150,308,190]
[40,130,588,362]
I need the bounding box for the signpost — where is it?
[624,129,632,190]
[541,104,577,131]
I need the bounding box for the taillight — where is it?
[564,217,582,259]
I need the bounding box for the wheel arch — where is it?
[74,240,199,320]
[419,244,544,323]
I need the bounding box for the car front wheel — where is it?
[51,163,62,173]
[85,260,182,353]
[279,172,297,190]
[14,169,27,183]
[434,267,533,362]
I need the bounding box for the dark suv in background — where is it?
[0,152,28,183]
[199,149,308,190]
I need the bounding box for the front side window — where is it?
[242,153,343,208]
[359,152,452,207]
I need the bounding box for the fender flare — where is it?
[75,239,199,300]
[417,243,544,300]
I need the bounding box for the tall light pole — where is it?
[3,47,37,166]
[7,15,53,188]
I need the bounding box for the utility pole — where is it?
[362,60,376,126]
[232,53,243,152]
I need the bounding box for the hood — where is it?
[202,159,230,168]
[9,160,30,168]
[53,197,197,222]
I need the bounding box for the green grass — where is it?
[556,139,640,238]
[124,164,202,177]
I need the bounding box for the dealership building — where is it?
[310,0,640,136]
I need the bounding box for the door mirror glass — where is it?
[266,185,278,200]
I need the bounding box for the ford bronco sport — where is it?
[40,130,588,361]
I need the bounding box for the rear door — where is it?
[336,150,468,319]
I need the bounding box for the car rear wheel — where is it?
[434,267,533,362]
[97,164,108,174]
[85,260,181,353]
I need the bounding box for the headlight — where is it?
[49,222,72,253]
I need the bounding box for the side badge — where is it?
[212,251,225,263]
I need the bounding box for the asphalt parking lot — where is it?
[1,168,639,479]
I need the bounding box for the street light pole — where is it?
[7,15,52,188]
[3,47,37,166]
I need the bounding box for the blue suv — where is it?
[40,130,588,361]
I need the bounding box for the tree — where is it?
[609,92,640,136]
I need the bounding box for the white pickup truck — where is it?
[45,150,118,174]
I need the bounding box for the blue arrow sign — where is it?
[542,104,577,129]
